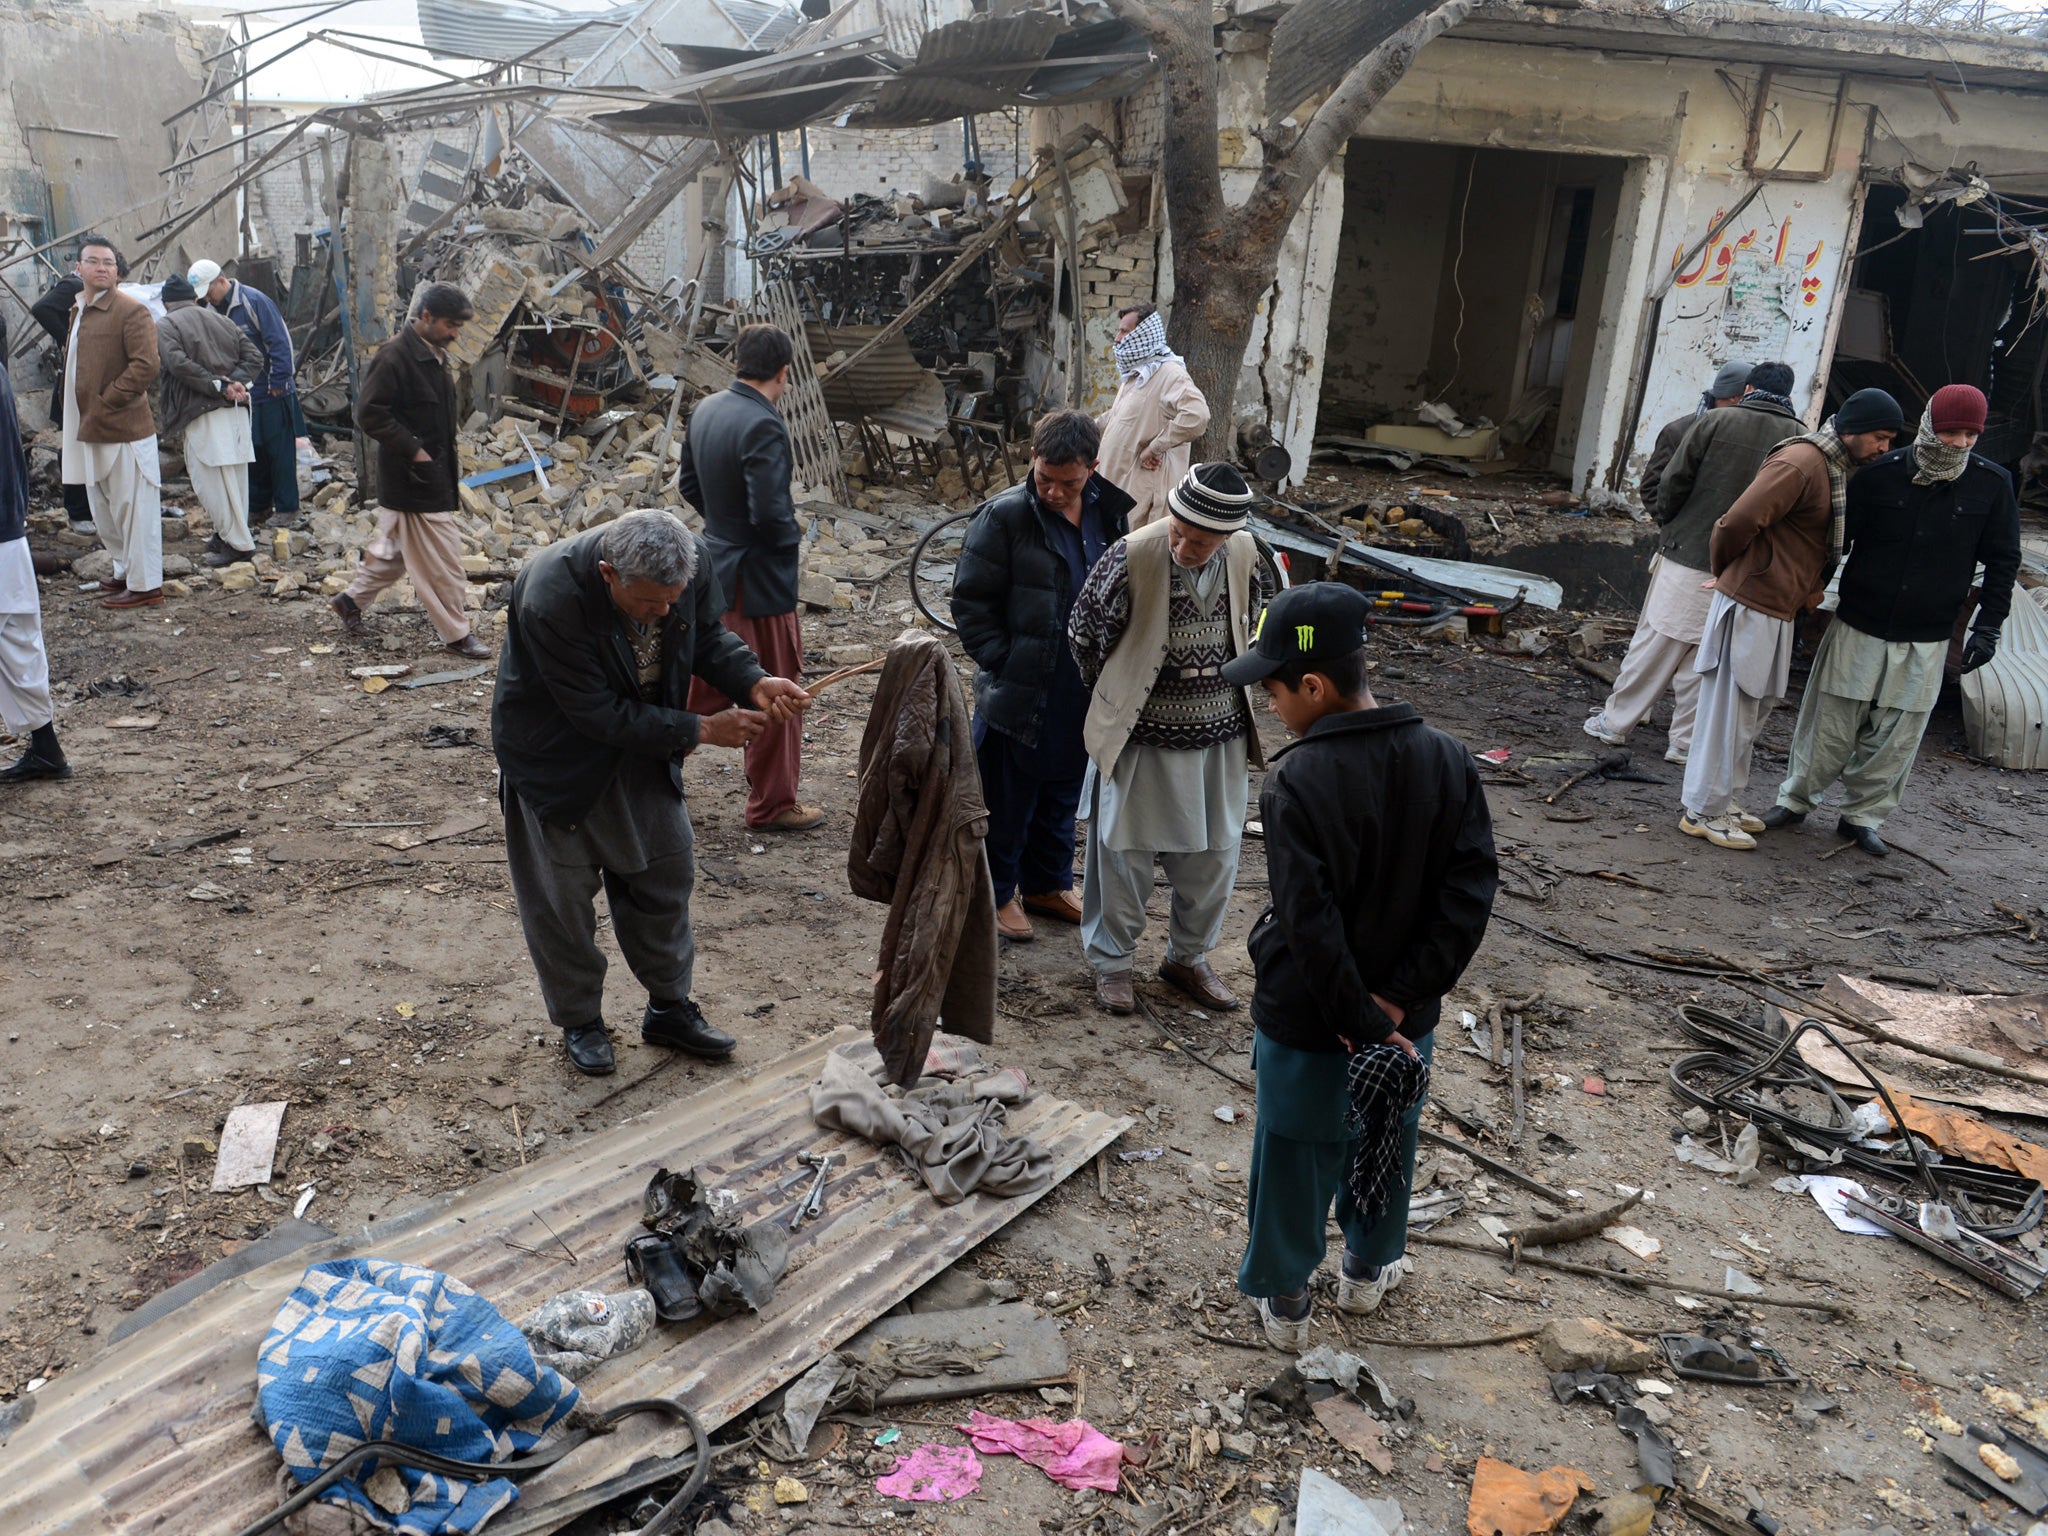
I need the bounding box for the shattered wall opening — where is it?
[1828,183,2045,473]
[1319,141,1627,476]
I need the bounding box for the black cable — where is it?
[231,1397,710,1536]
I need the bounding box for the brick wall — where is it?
[779,111,1026,201]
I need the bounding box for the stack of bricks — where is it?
[1079,236,1157,319]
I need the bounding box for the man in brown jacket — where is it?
[332,283,489,658]
[62,237,163,609]
[1678,388,1903,850]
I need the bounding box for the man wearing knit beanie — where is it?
[1759,383,2020,856]
[1069,463,1269,1015]
[1679,386,1903,850]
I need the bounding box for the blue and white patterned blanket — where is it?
[256,1259,581,1534]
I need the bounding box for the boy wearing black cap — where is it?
[1221,583,1498,1348]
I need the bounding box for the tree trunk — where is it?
[1117,0,1479,464]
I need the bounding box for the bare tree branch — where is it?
[1279,0,1482,207]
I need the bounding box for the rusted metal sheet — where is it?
[0,1028,1128,1536]
[809,322,949,442]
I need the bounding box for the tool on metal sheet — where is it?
[789,1152,837,1231]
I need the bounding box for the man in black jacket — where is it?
[1763,384,2021,856]
[1221,583,1496,1346]
[332,283,487,658]
[493,509,811,1076]
[677,324,821,832]
[30,265,94,532]
[950,410,1133,943]
[0,363,68,783]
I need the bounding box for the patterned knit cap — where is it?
[1167,461,1254,533]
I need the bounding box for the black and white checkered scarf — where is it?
[1344,1042,1431,1227]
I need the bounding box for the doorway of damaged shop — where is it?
[1825,179,2048,500]
[1318,140,1631,480]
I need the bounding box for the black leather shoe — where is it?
[563,1021,616,1076]
[1836,820,1889,857]
[643,997,736,1059]
[0,749,71,783]
[1758,805,1805,830]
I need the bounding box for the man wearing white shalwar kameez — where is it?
[1095,306,1209,530]
[0,364,68,783]
[1070,463,1268,1015]
[155,271,263,565]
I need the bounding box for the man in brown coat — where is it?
[332,283,490,658]
[62,236,163,609]
[1678,388,1903,850]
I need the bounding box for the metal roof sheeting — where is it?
[416,0,637,63]
[1263,0,1436,123]
[0,1027,1129,1536]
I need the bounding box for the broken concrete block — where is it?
[1537,1318,1659,1375]
[799,571,837,611]
[219,565,257,593]
[74,549,116,584]
[161,554,193,579]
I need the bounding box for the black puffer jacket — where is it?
[949,474,1133,746]
[1836,447,2021,642]
[1249,704,1498,1051]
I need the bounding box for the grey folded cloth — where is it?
[522,1288,656,1380]
[810,1039,1052,1204]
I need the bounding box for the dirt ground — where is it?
[2,497,2047,1536]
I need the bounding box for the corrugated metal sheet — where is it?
[1962,584,2048,770]
[0,1028,1129,1536]
[416,0,636,64]
[810,321,950,441]
[860,11,1064,127]
[1264,0,1435,123]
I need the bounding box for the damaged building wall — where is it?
[791,114,1027,202]
[1034,80,1171,414]
[1293,21,2048,491]
[1,1,239,412]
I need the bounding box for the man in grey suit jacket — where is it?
[676,324,822,830]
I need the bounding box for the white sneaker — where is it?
[1257,1295,1312,1351]
[1726,805,1766,834]
[1665,747,1690,765]
[1336,1255,1410,1316]
[1582,715,1627,747]
[1680,811,1757,850]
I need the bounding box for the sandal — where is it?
[624,1232,701,1323]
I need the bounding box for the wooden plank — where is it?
[0,1029,1128,1536]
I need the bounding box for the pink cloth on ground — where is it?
[958,1410,1126,1493]
[875,1442,983,1501]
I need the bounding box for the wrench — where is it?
[789,1152,836,1231]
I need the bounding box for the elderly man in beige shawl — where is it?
[1096,305,1209,528]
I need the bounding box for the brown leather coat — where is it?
[1708,440,1837,621]
[70,287,160,444]
[848,630,998,1088]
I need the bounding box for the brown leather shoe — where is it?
[446,633,492,660]
[1022,888,1083,924]
[753,803,825,832]
[1095,970,1135,1015]
[101,586,162,609]
[330,592,365,635]
[996,895,1034,942]
[1160,956,1240,1010]
[97,575,127,596]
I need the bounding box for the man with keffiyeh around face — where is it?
[1756,384,2020,857]
[1678,387,1904,851]
[1096,305,1210,529]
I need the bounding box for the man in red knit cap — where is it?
[1759,384,2020,856]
